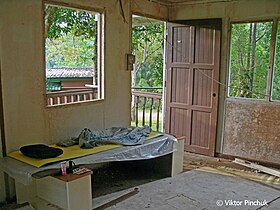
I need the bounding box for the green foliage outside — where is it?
[229,21,280,101]
[229,22,272,99]
[131,19,164,129]
[46,6,96,39]
[45,7,280,102]
[272,21,280,100]
[45,7,165,95]
[45,5,96,69]
[131,109,163,131]
[46,36,94,68]
[132,22,164,93]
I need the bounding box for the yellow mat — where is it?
[8,132,161,168]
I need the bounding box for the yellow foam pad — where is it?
[8,132,161,168]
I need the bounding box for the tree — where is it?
[230,22,272,99]
[45,5,96,39]
[45,35,94,68]
[131,20,164,122]
[132,23,164,91]
[272,22,280,100]
[45,5,99,86]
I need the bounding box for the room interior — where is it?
[0,0,280,206]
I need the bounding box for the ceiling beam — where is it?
[152,0,236,7]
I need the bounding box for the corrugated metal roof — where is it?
[46,68,94,78]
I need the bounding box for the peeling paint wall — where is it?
[223,99,280,163]
[0,0,134,152]
[170,0,280,163]
[0,0,168,203]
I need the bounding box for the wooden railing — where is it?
[131,90,162,131]
[47,89,97,106]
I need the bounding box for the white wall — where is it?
[0,0,133,152]
[169,0,280,155]
[0,0,168,203]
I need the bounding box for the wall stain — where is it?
[223,99,280,164]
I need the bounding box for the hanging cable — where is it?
[135,11,271,98]
[118,0,127,23]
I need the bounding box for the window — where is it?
[229,21,272,99]
[229,20,280,102]
[272,21,280,100]
[44,4,104,106]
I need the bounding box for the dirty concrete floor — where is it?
[183,152,280,190]
[2,152,280,209]
[92,169,280,210]
[91,152,280,199]
[92,152,280,210]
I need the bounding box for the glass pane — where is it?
[229,22,272,99]
[272,21,280,100]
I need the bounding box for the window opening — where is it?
[131,15,164,131]
[272,21,280,101]
[45,4,104,106]
[229,21,273,99]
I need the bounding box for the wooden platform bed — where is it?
[0,134,184,210]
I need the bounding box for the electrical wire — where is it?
[134,13,271,98]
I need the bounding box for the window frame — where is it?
[43,1,105,107]
[227,18,279,102]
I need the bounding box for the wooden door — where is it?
[165,20,221,156]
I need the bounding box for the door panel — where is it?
[193,68,213,107]
[172,27,192,63]
[170,68,191,104]
[165,20,221,156]
[169,108,188,137]
[191,110,211,148]
[195,27,215,64]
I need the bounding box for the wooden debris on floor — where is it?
[234,158,280,178]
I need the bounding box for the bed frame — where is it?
[1,135,184,210]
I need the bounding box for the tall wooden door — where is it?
[165,20,221,156]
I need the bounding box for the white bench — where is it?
[2,135,185,210]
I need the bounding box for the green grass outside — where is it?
[131,109,163,131]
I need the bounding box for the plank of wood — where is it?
[234,158,280,178]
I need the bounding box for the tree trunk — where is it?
[245,23,253,97]
[237,30,244,96]
[44,6,57,38]
[131,64,137,122]
[249,23,257,96]
[93,18,98,86]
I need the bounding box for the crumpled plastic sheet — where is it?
[0,134,177,185]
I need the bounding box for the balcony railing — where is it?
[47,88,163,131]
[47,89,96,106]
[131,90,163,131]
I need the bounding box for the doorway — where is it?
[164,20,221,156]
